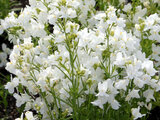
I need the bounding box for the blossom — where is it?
[115,79,129,90]
[0,52,7,67]
[25,111,36,120]
[125,89,140,101]
[15,111,37,120]
[114,52,125,66]
[131,106,145,120]
[148,25,160,41]
[92,79,119,109]
[13,93,31,107]
[142,60,157,76]
[5,77,19,93]
[2,43,11,55]
[151,44,160,61]
[123,3,132,12]
[91,96,108,109]
[143,89,155,102]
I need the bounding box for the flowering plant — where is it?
[1,0,160,119]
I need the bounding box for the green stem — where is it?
[50,86,61,118]
[0,72,9,80]
[61,19,79,120]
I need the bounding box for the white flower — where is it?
[131,106,145,120]
[67,8,77,18]
[123,3,132,12]
[133,6,147,23]
[96,81,110,97]
[29,0,37,7]
[0,52,7,67]
[126,89,140,101]
[25,111,36,120]
[144,13,160,30]
[117,18,126,27]
[33,97,48,115]
[110,99,120,110]
[48,14,57,25]
[2,43,11,55]
[143,89,155,102]
[1,11,17,29]
[142,60,157,76]
[148,25,160,41]
[126,64,142,79]
[15,111,37,120]
[114,52,125,66]
[145,103,152,110]
[152,44,160,61]
[92,79,119,109]
[25,102,32,111]
[14,93,31,107]
[91,96,108,109]
[115,79,129,90]
[94,12,106,20]
[134,77,146,88]
[30,19,46,38]
[5,77,19,93]
[97,79,118,97]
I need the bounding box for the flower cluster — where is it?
[0,0,160,120]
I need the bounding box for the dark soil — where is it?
[0,94,20,120]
